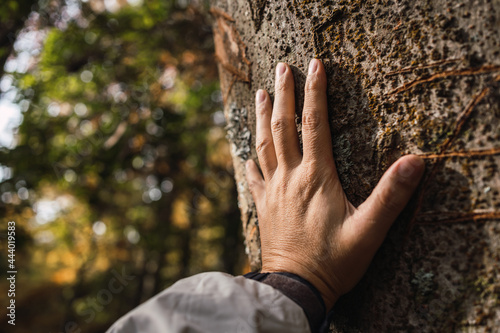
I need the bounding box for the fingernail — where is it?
[398,157,424,178]
[256,89,265,103]
[308,59,319,75]
[276,63,286,78]
[245,160,252,170]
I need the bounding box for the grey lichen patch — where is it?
[412,270,435,298]
[225,104,251,160]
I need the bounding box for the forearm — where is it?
[107,272,312,333]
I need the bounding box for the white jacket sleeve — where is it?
[106,272,311,333]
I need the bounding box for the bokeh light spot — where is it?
[92,221,107,235]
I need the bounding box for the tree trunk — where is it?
[210,0,500,331]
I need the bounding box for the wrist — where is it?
[261,265,339,311]
[289,271,339,311]
[245,271,327,332]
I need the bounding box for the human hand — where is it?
[245,59,425,310]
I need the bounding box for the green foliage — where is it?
[0,1,243,332]
[0,0,39,78]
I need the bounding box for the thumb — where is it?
[355,155,425,242]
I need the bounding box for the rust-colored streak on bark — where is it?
[416,212,500,225]
[409,83,494,231]
[439,86,491,154]
[392,20,402,31]
[386,65,500,95]
[249,225,257,239]
[384,58,461,77]
[418,147,500,159]
[209,7,235,22]
[215,55,251,82]
[211,7,252,100]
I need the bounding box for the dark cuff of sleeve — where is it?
[244,271,326,333]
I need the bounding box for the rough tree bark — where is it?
[210,1,500,331]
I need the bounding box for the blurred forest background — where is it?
[0,0,246,332]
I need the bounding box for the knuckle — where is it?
[302,108,322,130]
[256,136,273,154]
[300,161,321,184]
[270,117,291,134]
[273,176,289,195]
[302,173,317,191]
[247,178,259,193]
[247,175,265,197]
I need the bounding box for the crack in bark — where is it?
[384,58,461,77]
[246,0,268,32]
[386,65,500,96]
[312,8,346,58]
